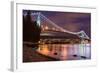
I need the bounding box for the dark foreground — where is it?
[23,44,59,62]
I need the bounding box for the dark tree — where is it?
[23,10,41,43]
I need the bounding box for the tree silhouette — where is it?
[23,10,41,43]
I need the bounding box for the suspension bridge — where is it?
[31,12,89,40]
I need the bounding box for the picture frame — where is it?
[11,1,97,71]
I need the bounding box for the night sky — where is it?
[23,10,91,38]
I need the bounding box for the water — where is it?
[37,43,91,60]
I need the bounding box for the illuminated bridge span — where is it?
[32,12,89,40]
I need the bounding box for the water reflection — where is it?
[37,44,91,60]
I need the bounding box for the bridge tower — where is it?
[37,12,41,26]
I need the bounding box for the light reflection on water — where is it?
[37,44,91,60]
